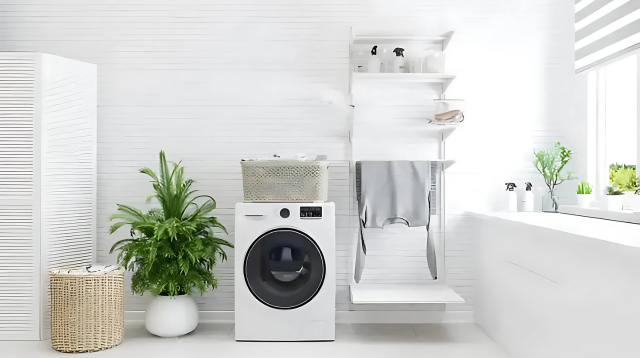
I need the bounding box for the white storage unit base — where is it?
[350,284,465,304]
[0,52,96,340]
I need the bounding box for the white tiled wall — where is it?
[0,0,576,320]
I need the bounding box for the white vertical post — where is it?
[587,71,597,190]
[438,133,446,284]
[596,68,607,196]
[637,55,640,182]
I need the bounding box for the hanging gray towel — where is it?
[354,161,437,282]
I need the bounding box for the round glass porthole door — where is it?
[244,228,325,310]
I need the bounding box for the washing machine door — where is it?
[244,228,326,310]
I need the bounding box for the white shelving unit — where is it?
[435,159,456,169]
[351,125,457,141]
[348,30,463,305]
[434,99,466,103]
[353,73,456,93]
[351,32,454,50]
[350,284,466,305]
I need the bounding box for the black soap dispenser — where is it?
[367,45,381,73]
[505,182,517,212]
[392,48,405,73]
[524,182,534,212]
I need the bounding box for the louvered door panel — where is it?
[39,54,96,339]
[0,53,39,340]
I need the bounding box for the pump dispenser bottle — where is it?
[392,48,405,73]
[506,183,518,212]
[367,46,381,73]
[523,182,534,212]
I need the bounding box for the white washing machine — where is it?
[234,202,335,341]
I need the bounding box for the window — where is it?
[587,54,639,195]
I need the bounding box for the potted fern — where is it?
[576,181,593,209]
[109,151,233,337]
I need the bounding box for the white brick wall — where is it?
[0,0,576,320]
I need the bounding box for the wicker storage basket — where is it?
[49,268,125,353]
[240,160,329,202]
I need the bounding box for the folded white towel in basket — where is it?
[50,265,123,275]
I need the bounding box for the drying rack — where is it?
[347,28,465,305]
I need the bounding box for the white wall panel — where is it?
[0,53,39,341]
[0,52,96,340]
[0,0,576,320]
[39,53,96,339]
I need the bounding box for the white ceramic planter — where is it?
[606,195,626,211]
[145,295,199,337]
[576,194,593,209]
[628,194,640,212]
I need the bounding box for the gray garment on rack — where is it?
[354,161,437,282]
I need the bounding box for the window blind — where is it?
[576,0,640,72]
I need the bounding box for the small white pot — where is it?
[606,195,626,211]
[145,295,199,337]
[576,194,593,209]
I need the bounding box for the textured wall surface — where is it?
[0,0,576,318]
[0,53,38,339]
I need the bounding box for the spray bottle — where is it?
[523,182,534,212]
[367,46,381,73]
[392,48,405,73]
[505,183,518,212]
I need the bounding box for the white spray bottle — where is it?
[523,182,534,212]
[367,45,381,73]
[506,182,518,212]
[392,48,405,73]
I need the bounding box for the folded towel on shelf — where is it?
[354,161,437,282]
[429,110,465,124]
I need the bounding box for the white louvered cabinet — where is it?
[0,52,96,340]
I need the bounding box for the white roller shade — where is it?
[576,0,640,72]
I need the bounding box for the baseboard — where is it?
[336,310,474,324]
[125,310,474,324]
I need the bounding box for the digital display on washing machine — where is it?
[300,206,322,218]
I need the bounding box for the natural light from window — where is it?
[605,55,637,191]
[605,56,638,166]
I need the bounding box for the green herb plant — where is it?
[634,177,640,195]
[577,181,592,195]
[609,163,636,184]
[534,142,577,211]
[610,165,637,191]
[109,151,233,297]
[605,186,624,196]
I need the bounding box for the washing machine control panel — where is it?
[300,206,322,218]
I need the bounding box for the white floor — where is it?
[1,322,509,358]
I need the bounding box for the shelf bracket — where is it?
[442,31,454,52]
[443,78,454,93]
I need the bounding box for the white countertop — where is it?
[469,211,640,248]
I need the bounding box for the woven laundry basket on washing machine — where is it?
[49,265,125,353]
[240,160,329,202]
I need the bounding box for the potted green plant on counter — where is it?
[534,142,577,212]
[605,185,625,211]
[576,181,593,209]
[610,164,637,211]
[109,151,233,337]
